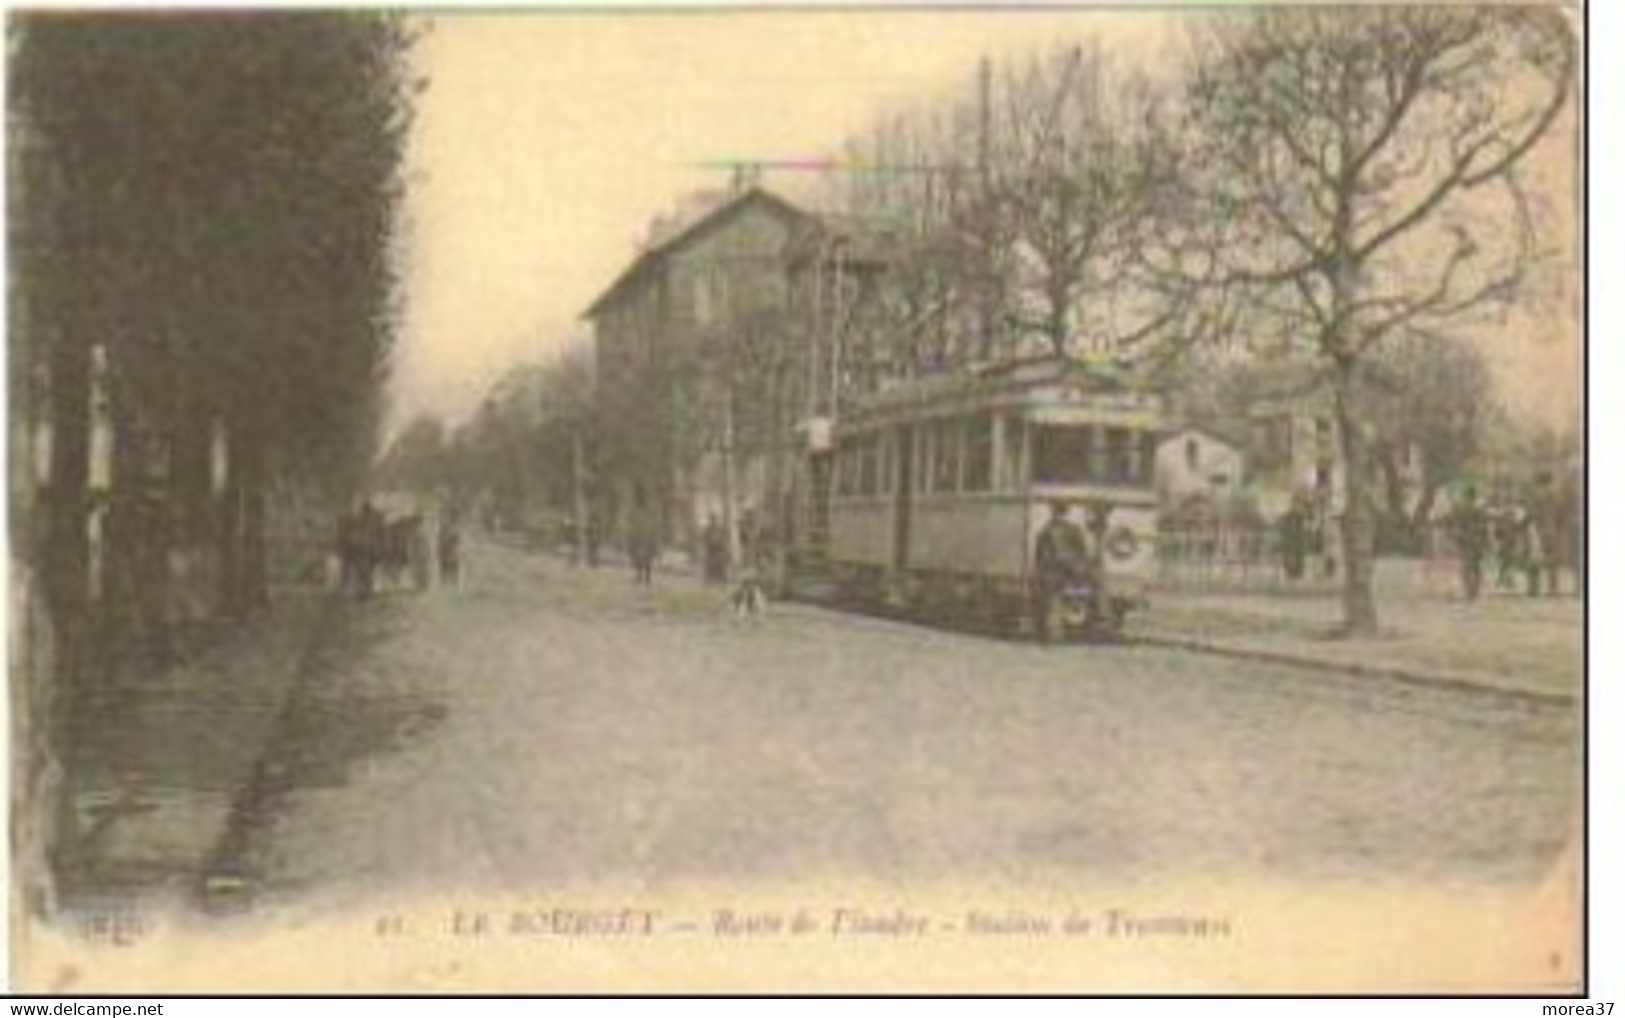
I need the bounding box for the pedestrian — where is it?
[1278,494,1308,582]
[1450,485,1489,601]
[628,496,659,586]
[1033,500,1090,644]
[357,499,385,600]
[1540,472,1578,597]
[1493,503,1524,591]
[1523,474,1559,597]
[336,504,361,597]
[1555,472,1582,595]
[409,516,432,592]
[438,513,462,589]
[702,513,728,586]
[731,508,768,619]
[585,511,601,569]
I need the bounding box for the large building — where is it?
[584,187,824,555]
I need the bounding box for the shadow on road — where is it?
[199,598,448,911]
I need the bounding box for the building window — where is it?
[1185,436,1200,471]
[1032,425,1096,485]
[1140,432,1158,487]
[1106,427,1135,485]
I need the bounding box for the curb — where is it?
[1133,629,1577,708]
[198,590,351,909]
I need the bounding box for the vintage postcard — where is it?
[6,3,1584,994]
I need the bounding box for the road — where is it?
[222,536,1579,914]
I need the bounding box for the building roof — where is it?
[582,187,822,319]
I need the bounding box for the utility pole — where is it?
[977,54,995,361]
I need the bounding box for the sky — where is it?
[387,7,1581,439]
[389,8,1179,432]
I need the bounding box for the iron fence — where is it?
[1154,524,1340,594]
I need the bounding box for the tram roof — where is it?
[837,355,1153,425]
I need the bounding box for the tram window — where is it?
[1139,431,1158,486]
[933,419,961,493]
[1106,427,1133,484]
[1032,425,1097,485]
[963,414,993,492]
[1000,416,1025,490]
[859,437,879,496]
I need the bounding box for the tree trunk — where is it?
[241,433,269,611]
[44,332,92,673]
[218,424,246,615]
[1334,361,1379,635]
[1046,273,1070,358]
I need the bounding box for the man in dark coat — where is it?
[1450,485,1489,601]
[356,499,385,600]
[1525,473,1560,597]
[701,513,728,585]
[628,500,659,586]
[1279,496,1309,582]
[438,514,462,588]
[1033,500,1090,644]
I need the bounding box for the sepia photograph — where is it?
[5,2,1584,994]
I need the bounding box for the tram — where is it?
[795,355,1163,637]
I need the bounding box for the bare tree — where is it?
[536,340,600,562]
[1366,329,1496,549]
[1155,6,1574,634]
[832,102,981,380]
[992,43,1182,360]
[832,42,1188,387]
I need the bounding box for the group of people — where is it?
[336,499,462,601]
[1449,475,1580,601]
[701,509,768,618]
[1277,493,1336,582]
[1032,499,1113,643]
[617,499,769,618]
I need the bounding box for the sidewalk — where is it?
[514,537,1582,704]
[61,586,341,911]
[1134,562,1582,705]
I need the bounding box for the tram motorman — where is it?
[1034,499,1092,643]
